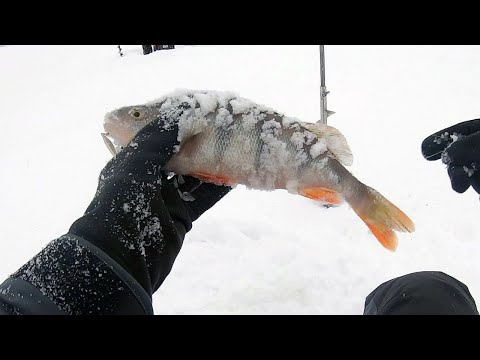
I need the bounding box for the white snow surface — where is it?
[1,45,480,314]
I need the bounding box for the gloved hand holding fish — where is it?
[102,90,415,251]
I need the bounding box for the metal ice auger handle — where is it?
[318,45,335,125]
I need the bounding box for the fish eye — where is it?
[128,108,145,121]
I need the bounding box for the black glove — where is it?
[422,119,480,194]
[68,113,231,296]
[5,108,231,315]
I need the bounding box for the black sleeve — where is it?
[0,234,153,315]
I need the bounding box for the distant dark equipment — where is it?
[142,45,175,55]
[142,45,153,55]
[153,45,175,51]
[117,45,123,57]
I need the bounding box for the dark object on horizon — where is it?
[142,45,175,55]
[142,45,153,55]
[153,45,175,51]
[117,45,123,57]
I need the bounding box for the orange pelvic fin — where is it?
[189,172,237,186]
[299,187,344,206]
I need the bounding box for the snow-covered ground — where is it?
[1,45,480,314]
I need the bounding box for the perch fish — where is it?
[102,90,415,251]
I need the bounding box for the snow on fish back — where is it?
[103,90,414,252]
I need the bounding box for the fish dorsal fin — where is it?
[302,123,353,166]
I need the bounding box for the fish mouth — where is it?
[103,122,118,140]
[101,132,119,156]
[103,121,134,147]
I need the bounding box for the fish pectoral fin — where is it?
[189,172,236,186]
[299,187,344,206]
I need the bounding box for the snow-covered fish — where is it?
[103,90,414,251]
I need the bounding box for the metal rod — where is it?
[320,45,325,87]
[318,45,333,124]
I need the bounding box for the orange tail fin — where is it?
[352,187,415,251]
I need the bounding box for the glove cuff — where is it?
[10,234,153,315]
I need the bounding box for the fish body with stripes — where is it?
[102,90,415,251]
